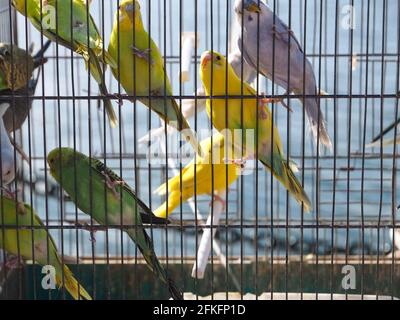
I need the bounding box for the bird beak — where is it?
[245,1,261,13]
[201,52,212,68]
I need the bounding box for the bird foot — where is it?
[8,135,30,163]
[131,46,152,64]
[101,171,125,198]
[210,194,226,210]
[74,221,99,243]
[261,92,293,112]
[224,157,248,168]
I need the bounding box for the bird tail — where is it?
[153,191,181,218]
[261,158,312,212]
[32,40,51,69]
[127,228,184,300]
[57,263,92,300]
[168,99,205,158]
[297,65,332,151]
[366,137,397,149]
[87,48,118,128]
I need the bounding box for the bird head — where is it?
[200,51,233,95]
[47,148,81,181]
[234,0,262,15]
[118,0,143,28]
[0,44,12,61]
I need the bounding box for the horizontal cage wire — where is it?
[0,0,399,300]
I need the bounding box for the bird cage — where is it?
[0,0,399,301]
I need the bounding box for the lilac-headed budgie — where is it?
[234,0,332,150]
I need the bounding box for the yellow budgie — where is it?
[12,0,118,127]
[154,133,239,218]
[200,51,312,212]
[108,0,203,156]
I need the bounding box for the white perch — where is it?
[180,32,198,83]
[191,191,225,279]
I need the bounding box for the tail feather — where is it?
[87,48,118,128]
[33,40,51,69]
[154,182,167,196]
[366,136,399,148]
[169,99,205,158]
[127,228,183,300]
[298,79,332,151]
[60,265,92,300]
[153,191,181,218]
[262,158,312,212]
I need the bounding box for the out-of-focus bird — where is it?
[0,104,16,185]
[200,51,312,212]
[234,0,332,150]
[108,0,203,156]
[0,195,92,300]
[12,0,118,128]
[154,133,239,218]
[0,43,35,92]
[47,148,183,300]
[1,41,51,133]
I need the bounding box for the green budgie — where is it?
[0,195,92,300]
[47,147,183,300]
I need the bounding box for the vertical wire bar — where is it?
[38,0,52,300]
[254,0,261,301]
[390,0,400,301]
[224,0,229,299]
[178,0,184,294]
[239,0,245,300]
[85,0,96,300]
[361,0,372,300]
[329,0,340,301]
[210,0,215,300]
[375,0,388,299]
[100,0,111,301]
[315,0,324,300]
[55,0,66,299]
[193,0,199,299]
[300,0,308,300]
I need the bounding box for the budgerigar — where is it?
[0,195,92,300]
[47,148,183,300]
[108,0,203,156]
[1,41,51,133]
[0,43,35,92]
[200,51,312,212]
[12,0,118,128]
[234,0,332,150]
[154,133,239,218]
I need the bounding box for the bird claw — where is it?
[101,171,125,198]
[210,194,226,210]
[131,46,152,63]
[260,92,293,113]
[224,157,247,168]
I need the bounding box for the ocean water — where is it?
[6,0,400,259]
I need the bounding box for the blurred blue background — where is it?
[7,0,400,260]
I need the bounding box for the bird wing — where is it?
[89,157,168,224]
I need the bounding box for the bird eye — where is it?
[216,55,221,61]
